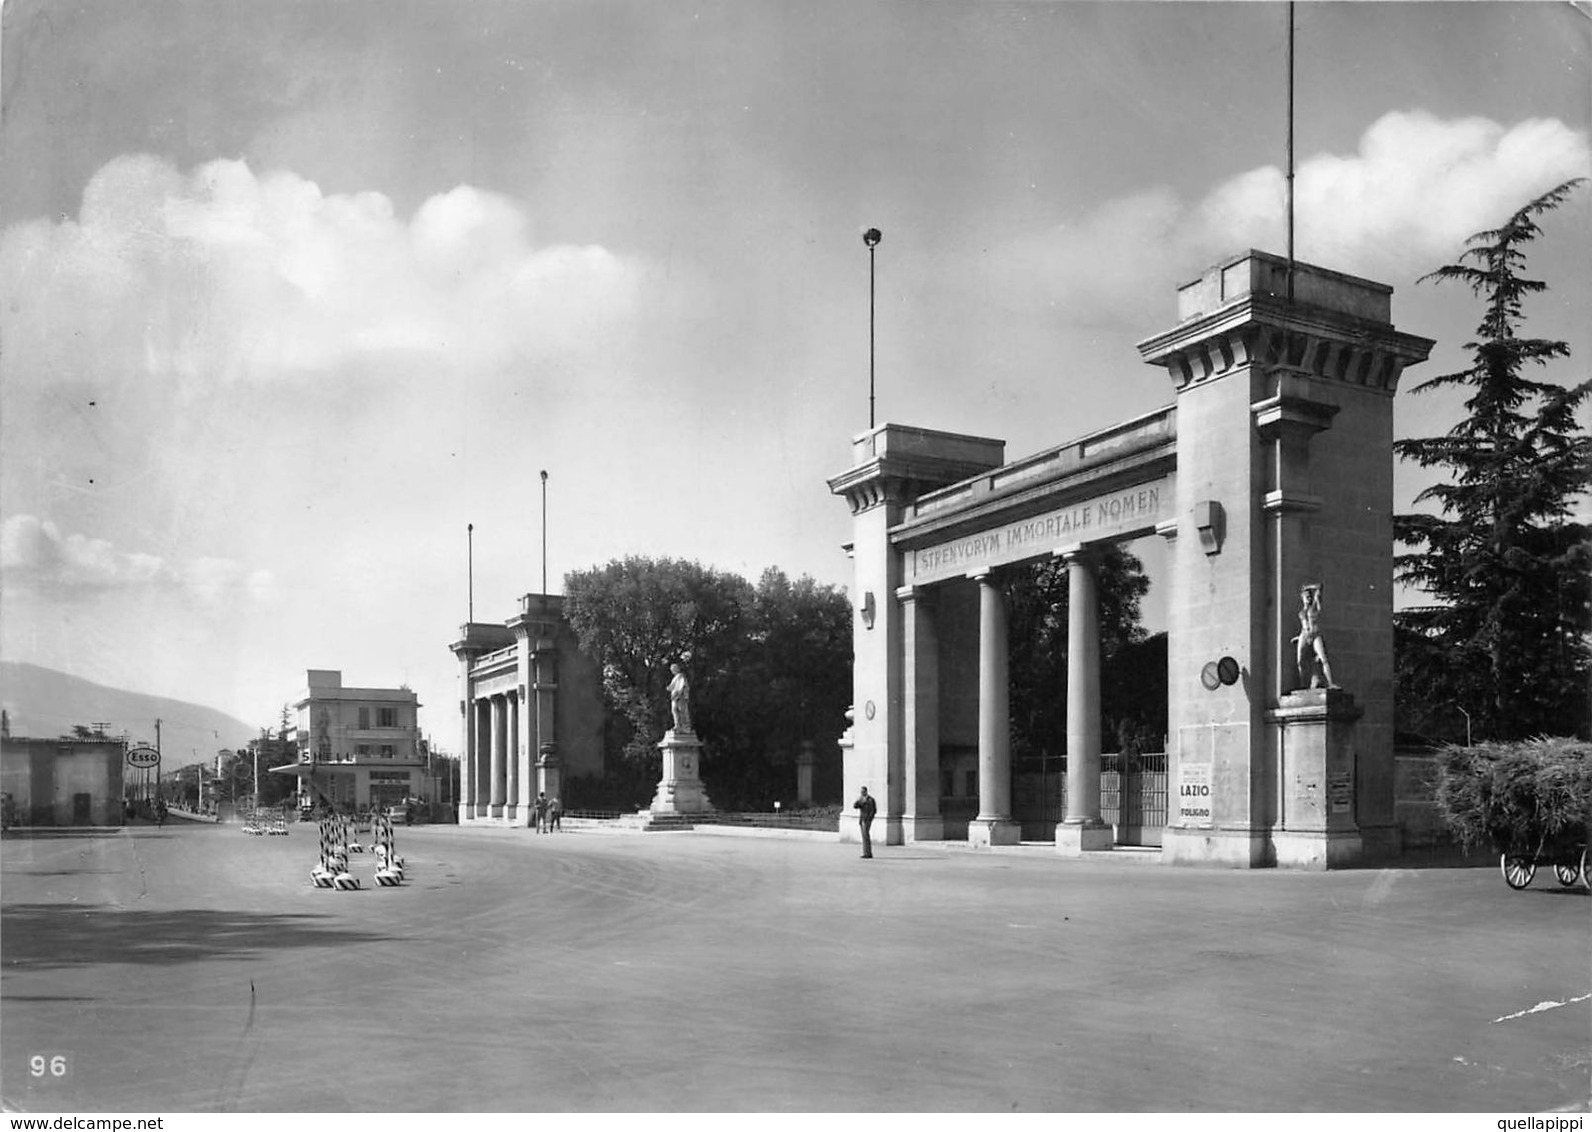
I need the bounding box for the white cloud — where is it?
[1018,111,1591,320]
[0,514,273,602]
[0,156,647,391]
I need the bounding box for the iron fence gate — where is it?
[1100,752,1168,847]
[1013,752,1168,845]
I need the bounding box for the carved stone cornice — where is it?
[1137,253,1434,395]
[828,455,1005,516]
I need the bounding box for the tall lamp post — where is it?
[540,470,549,595]
[862,227,881,428]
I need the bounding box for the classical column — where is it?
[969,570,1019,846]
[1057,550,1113,853]
[474,699,491,818]
[505,691,520,821]
[898,584,943,841]
[489,695,506,816]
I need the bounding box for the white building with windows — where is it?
[285,669,424,811]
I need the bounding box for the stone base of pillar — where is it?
[504,804,519,823]
[1161,826,1273,867]
[1273,829,1363,870]
[967,817,1021,847]
[650,730,715,815]
[1054,820,1114,855]
[488,803,504,818]
[902,815,944,842]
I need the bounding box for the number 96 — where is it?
[30,1054,67,1077]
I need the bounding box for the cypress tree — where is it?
[1394,178,1591,741]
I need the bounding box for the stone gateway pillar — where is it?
[1138,252,1432,867]
[828,426,1007,847]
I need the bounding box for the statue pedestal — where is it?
[650,729,715,815]
[1267,688,1363,869]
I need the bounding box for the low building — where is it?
[282,670,424,812]
[0,731,126,827]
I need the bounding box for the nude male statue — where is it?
[1293,582,1338,690]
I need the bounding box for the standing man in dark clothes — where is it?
[853,785,877,859]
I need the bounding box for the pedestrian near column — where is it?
[533,791,549,834]
[548,796,562,832]
[853,785,876,859]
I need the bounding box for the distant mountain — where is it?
[0,662,258,767]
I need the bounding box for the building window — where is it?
[357,744,371,759]
[380,745,394,759]
[377,707,397,728]
[358,707,371,730]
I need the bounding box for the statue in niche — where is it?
[1293,582,1338,690]
[668,662,693,733]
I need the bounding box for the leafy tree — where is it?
[562,557,852,809]
[701,568,852,808]
[564,556,754,766]
[1006,545,1158,764]
[1394,178,1591,741]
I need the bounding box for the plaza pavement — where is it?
[1,821,1587,1113]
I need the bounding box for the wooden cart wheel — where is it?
[1553,859,1581,887]
[1501,853,1536,890]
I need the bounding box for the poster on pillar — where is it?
[1178,762,1213,826]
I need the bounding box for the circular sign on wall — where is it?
[864,701,876,720]
[126,746,161,769]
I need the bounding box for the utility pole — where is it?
[862,227,882,428]
[1285,0,1296,304]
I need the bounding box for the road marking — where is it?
[1490,992,1592,1024]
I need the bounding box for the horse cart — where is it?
[1435,738,1590,893]
[1497,831,1588,891]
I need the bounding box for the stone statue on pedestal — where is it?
[1293,582,1338,690]
[668,662,692,733]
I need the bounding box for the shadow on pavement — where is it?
[1,904,397,969]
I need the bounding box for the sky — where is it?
[2,0,1588,749]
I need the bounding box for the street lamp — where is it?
[862,227,881,428]
[540,470,549,596]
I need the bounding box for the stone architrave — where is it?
[650,729,715,815]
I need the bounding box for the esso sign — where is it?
[126,746,161,769]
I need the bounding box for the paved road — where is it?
[1,823,1587,1113]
